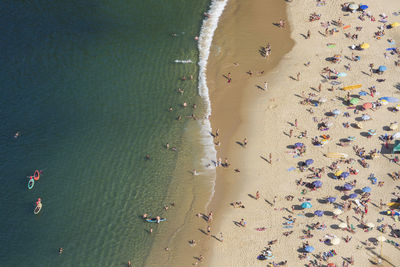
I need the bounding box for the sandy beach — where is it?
[197,0,400,266]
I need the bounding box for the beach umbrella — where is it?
[331,237,341,245]
[335,170,343,177]
[332,109,341,115]
[360,43,370,49]
[368,129,377,136]
[321,139,329,145]
[304,245,315,253]
[348,4,359,10]
[392,132,400,139]
[395,104,400,111]
[350,98,359,105]
[312,180,322,188]
[390,123,398,131]
[314,210,324,217]
[380,97,399,103]
[379,99,388,105]
[327,197,336,203]
[362,186,371,193]
[301,202,312,209]
[319,97,327,103]
[294,142,304,148]
[341,172,350,178]
[334,209,343,216]
[363,102,373,109]
[337,72,347,77]
[338,222,347,228]
[359,5,368,10]
[349,193,358,199]
[359,91,368,96]
[343,183,353,190]
[378,65,387,72]
[347,136,356,141]
[361,114,370,121]
[391,22,400,28]
[366,222,375,228]
[305,159,314,166]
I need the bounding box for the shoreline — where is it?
[204,0,400,266]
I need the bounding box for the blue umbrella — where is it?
[379,97,399,103]
[305,245,315,253]
[359,91,368,96]
[314,210,324,217]
[362,186,371,193]
[327,197,336,203]
[337,72,347,77]
[294,142,304,148]
[387,47,396,51]
[305,159,314,166]
[378,65,387,72]
[301,202,312,209]
[359,5,368,10]
[332,109,341,115]
[343,183,353,190]
[349,193,358,199]
[341,172,350,178]
[312,180,322,188]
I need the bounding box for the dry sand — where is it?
[199,0,400,266]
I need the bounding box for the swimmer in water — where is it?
[14,131,20,139]
[59,247,63,255]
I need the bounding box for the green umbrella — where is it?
[350,98,359,105]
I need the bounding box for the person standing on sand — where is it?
[243,138,248,147]
[306,30,311,39]
[294,119,298,128]
[264,81,268,90]
[296,72,301,81]
[269,153,272,164]
[227,72,232,83]
[318,83,322,92]
[207,225,211,235]
[289,129,293,138]
[256,191,260,200]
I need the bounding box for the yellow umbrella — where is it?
[360,43,370,49]
[392,22,400,28]
[395,104,400,111]
[335,170,343,177]
[342,84,362,90]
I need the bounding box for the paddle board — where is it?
[34,202,42,215]
[146,218,166,223]
[325,152,348,159]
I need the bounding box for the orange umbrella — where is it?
[362,102,373,109]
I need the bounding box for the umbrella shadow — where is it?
[248,194,257,200]
[292,205,303,210]
[324,211,333,216]
[350,123,360,129]
[305,213,315,218]
[289,75,297,81]
[354,189,363,194]
[255,84,265,91]
[361,70,371,76]
[317,198,328,204]
[236,141,244,147]
[260,155,269,163]
[330,224,340,230]
[327,173,337,180]
[383,126,391,131]
[360,132,371,138]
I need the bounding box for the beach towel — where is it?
[283,225,293,229]
[287,167,295,171]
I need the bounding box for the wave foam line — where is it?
[197,0,229,210]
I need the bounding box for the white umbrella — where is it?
[366,222,375,228]
[339,222,347,229]
[331,237,341,245]
[319,97,327,103]
[377,236,386,242]
[393,132,400,139]
[333,209,343,215]
[349,4,359,10]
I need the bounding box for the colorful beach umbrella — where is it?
[360,43,370,49]
[294,142,304,148]
[305,245,315,253]
[379,97,399,103]
[301,202,312,209]
[347,136,356,141]
[349,193,358,199]
[362,187,371,193]
[350,98,359,105]
[341,172,350,178]
[305,159,314,166]
[362,102,373,109]
[314,210,324,217]
[378,65,387,72]
[379,99,388,105]
[327,197,336,203]
[395,104,400,111]
[335,170,343,177]
[391,22,400,28]
[312,180,322,188]
[368,129,377,136]
[343,183,353,190]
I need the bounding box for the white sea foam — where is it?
[174,59,193,63]
[197,0,229,210]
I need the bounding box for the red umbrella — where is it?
[362,102,373,109]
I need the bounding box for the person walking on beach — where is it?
[264,81,268,90]
[306,30,311,39]
[256,191,260,200]
[207,225,211,235]
[227,72,232,83]
[243,138,248,147]
[294,119,298,128]
[296,72,301,81]
[269,153,272,164]
[289,129,293,138]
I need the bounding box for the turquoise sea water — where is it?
[0,0,211,266]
